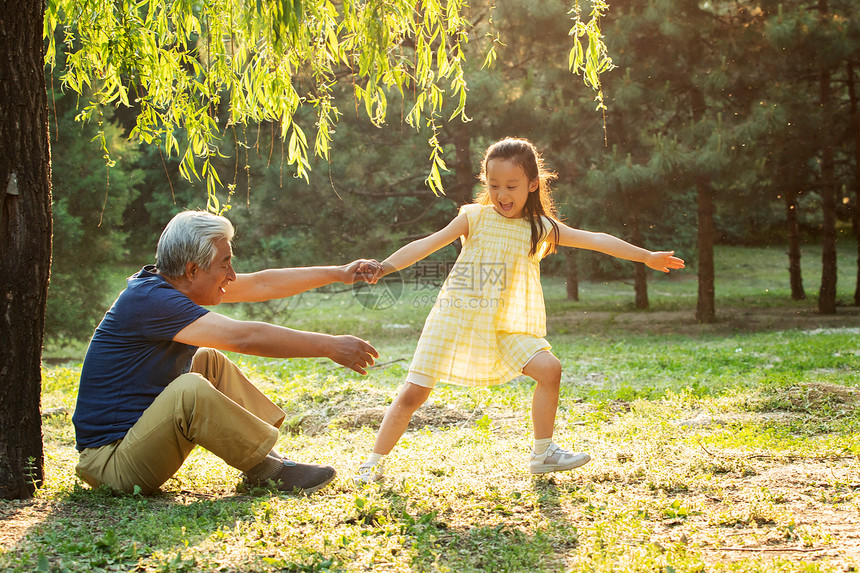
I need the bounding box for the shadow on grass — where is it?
[348,478,581,572]
[371,505,560,572]
[1,483,272,572]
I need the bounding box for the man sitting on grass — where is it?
[73,210,379,495]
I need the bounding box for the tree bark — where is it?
[847,62,860,306]
[784,190,806,301]
[696,179,716,323]
[817,0,838,315]
[0,0,52,499]
[629,209,648,310]
[634,262,649,310]
[817,67,838,314]
[691,86,715,323]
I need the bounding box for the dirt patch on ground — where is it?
[0,499,55,552]
[548,305,860,337]
[282,402,494,435]
[690,459,860,567]
[787,382,860,407]
[668,382,860,569]
[333,403,490,431]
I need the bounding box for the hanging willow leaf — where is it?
[46,0,613,212]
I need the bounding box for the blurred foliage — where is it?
[47,61,143,340]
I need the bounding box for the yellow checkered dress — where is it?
[408,203,553,387]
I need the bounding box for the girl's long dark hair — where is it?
[476,137,560,258]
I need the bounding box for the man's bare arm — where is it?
[221,260,376,303]
[174,313,379,374]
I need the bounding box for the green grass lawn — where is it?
[5,244,860,572]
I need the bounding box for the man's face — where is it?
[185,238,236,306]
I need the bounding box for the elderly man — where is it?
[73,210,379,495]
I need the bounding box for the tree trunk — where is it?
[818,66,838,314]
[817,0,838,315]
[630,209,648,310]
[634,262,649,310]
[0,0,52,499]
[690,86,716,323]
[847,62,860,306]
[565,249,579,301]
[696,179,716,323]
[784,190,806,300]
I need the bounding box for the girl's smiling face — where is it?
[485,158,539,219]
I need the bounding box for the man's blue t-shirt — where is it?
[73,266,210,450]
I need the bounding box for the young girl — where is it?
[355,137,684,483]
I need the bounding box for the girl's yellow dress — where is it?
[408,203,553,387]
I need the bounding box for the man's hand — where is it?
[341,259,384,285]
[645,251,686,273]
[328,335,379,375]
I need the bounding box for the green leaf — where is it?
[482,45,497,70]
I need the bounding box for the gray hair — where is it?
[156,211,235,278]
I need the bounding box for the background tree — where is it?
[851,61,860,306]
[764,0,859,313]
[1,0,52,499]
[599,0,729,322]
[814,0,839,314]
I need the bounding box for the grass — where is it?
[6,243,860,572]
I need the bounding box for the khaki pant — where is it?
[76,348,286,494]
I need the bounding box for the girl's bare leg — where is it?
[522,350,590,473]
[522,351,562,440]
[372,382,434,455]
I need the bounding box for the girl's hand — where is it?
[363,260,386,284]
[646,251,685,273]
[362,261,395,285]
[342,259,383,284]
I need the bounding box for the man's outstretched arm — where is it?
[174,312,379,375]
[221,260,376,303]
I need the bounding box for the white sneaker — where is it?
[353,459,384,485]
[530,442,591,474]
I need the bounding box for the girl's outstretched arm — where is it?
[374,212,469,280]
[554,222,685,273]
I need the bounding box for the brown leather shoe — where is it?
[244,459,336,494]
